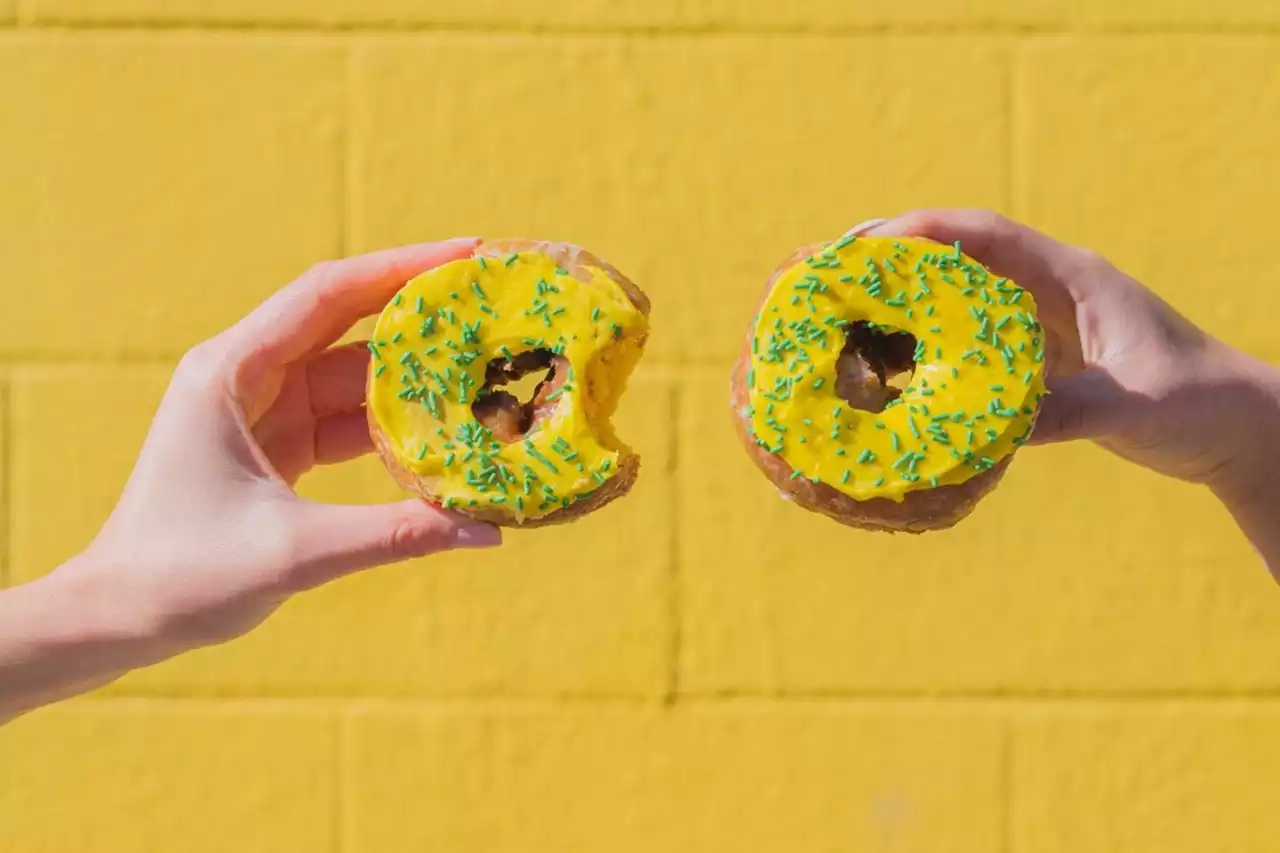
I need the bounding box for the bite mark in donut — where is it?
[367,240,649,527]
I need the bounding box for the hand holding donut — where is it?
[859,210,1280,574]
[0,240,503,722]
[4,214,1279,726]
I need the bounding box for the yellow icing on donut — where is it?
[745,235,1046,502]
[368,249,647,522]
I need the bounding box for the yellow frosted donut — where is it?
[730,234,1047,532]
[367,239,649,527]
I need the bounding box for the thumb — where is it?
[287,499,501,588]
[1029,369,1131,445]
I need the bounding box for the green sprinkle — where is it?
[857,448,875,463]
[504,253,519,266]
[393,294,402,306]
[891,432,902,452]
[524,441,559,474]
[367,342,381,359]
[591,307,601,323]
[990,385,1005,392]
[841,469,852,484]
[417,444,429,461]
[471,281,487,300]
[873,477,885,487]
[812,377,825,390]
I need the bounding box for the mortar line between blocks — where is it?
[1000,719,1013,853]
[331,708,345,853]
[1008,39,1025,221]
[14,20,1280,36]
[336,39,352,258]
[0,372,10,588]
[340,38,361,258]
[663,380,682,704]
[1001,36,1016,218]
[78,694,1280,712]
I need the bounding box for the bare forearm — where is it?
[1213,357,1280,580]
[0,554,165,724]
[1218,481,1280,580]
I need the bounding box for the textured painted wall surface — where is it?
[2,2,1280,851]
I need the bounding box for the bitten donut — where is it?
[368,239,649,527]
[731,233,1047,532]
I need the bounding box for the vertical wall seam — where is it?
[0,371,10,588]
[1000,716,1014,853]
[338,37,356,258]
[663,380,682,705]
[1006,36,1023,220]
[331,707,345,853]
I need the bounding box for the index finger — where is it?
[864,208,1088,375]
[225,238,480,368]
[863,208,1088,316]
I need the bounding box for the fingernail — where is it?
[455,524,502,548]
[842,218,890,239]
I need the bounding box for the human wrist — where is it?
[0,551,171,720]
[1200,350,1280,578]
[1208,350,1280,499]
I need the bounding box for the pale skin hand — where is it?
[0,240,502,724]
[855,210,1280,577]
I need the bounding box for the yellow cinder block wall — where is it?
[3,1,1280,850]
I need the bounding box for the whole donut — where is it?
[367,239,649,527]
[730,234,1047,532]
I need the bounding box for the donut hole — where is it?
[506,367,552,405]
[836,322,917,413]
[472,349,566,443]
